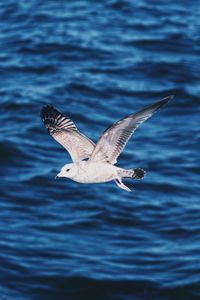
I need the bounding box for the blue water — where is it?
[0,1,200,299]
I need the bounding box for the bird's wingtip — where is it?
[161,95,174,102]
[168,94,174,100]
[40,104,55,119]
[156,95,174,109]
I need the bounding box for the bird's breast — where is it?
[74,162,117,183]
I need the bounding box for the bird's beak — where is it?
[55,173,61,179]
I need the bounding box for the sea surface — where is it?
[0,1,200,299]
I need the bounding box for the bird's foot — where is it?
[114,179,131,192]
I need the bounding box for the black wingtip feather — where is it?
[40,105,55,120]
[40,105,77,133]
[159,95,174,106]
[134,95,174,120]
[150,95,174,112]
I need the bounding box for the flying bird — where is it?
[41,96,173,192]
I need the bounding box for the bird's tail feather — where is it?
[120,168,145,180]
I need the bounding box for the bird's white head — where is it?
[56,163,77,179]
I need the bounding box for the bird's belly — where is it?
[74,163,117,183]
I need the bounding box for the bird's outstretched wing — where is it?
[89,96,173,165]
[41,105,95,162]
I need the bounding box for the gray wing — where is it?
[41,105,95,162]
[90,96,173,165]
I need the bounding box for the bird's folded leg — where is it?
[114,178,131,192]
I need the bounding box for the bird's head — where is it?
[56,163,77,179]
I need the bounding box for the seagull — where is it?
[41,96,173,192]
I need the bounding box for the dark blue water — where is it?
[1,1,200,299]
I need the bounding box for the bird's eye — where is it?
[66,169,70,172]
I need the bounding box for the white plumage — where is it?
[41,96,173,192]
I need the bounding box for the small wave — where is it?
[3,274,199,300]
[1,64,56,75]
[0,141,30,163]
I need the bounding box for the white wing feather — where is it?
[41,105,95,162]
[90,96,173,164]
